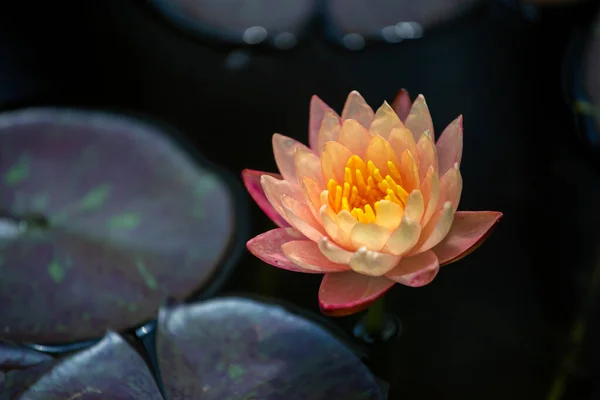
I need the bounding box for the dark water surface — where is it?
[1,1,600,399]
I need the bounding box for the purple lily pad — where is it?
[0,108,237,344]
[157,297,385,400]
[2,332,163,400]
[1,298,384,399]
[0,344,55,399]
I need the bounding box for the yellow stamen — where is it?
[344,167,353,185]
[334,185,342,211]
[355,169,367,192]
[321,153,409,223]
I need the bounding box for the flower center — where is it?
[326,155,408,224]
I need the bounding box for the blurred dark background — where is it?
[1,0,600,399]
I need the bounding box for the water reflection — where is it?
[149,0,480,49]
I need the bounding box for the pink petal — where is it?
[316,110,342,155]
[282,240,350,273]
[386,250,439,287]
[388,126,418,164]
[247,228,321,273]
[420,166,440,228]
[319,271,395,316]
[341,91,375,128]
[437,164,462,213]
[301,177,323,222]
[309,95,338,151]
[364,134,400,178]
[242,169,290,228]
[436,115,463,176]
[281,195,327,243]
[416,132,438,181]
[391,89,412,122]
[272,134,310,183]
[432,211,503,266]
[369,101,402,140]
[295,147,324,187]
[405,94,434,142]
[337,119,371,157]
[260,174,304,224]
[321,141,353,183]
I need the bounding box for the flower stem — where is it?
[364,297,386,335]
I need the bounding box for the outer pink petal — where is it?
[391,89,412,122]
[242,169,290,228]
[247,228,321,273]
[309,95,338,152]
[272,134,310,183]
[385,250,439,287]
[282,240,350,273]
[432,211,503,266]
[260,174,304,224]
[436,115,463,176]
[319,271,395,316]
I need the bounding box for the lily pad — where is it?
[0,344,54,399]
[0,108,238,344]
[2,298,386,399]
[156,297,384,400]
[3,333,163,400]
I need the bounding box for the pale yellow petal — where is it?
[318,237,353,265]
[369,101,402,140]
[383,215,422,256]
[317,110,342,154]
[295,147,324,187]
[409,201,455,255]
[364,135,399,177]
[272,134,309,183]
[388,126,418,163]
[349,246,402,277]
[341,90,375,128]
[336,209,358,236]
[399,149,420,192]
[281,195,327,243]
[437,163,462,213]
[420,166,439,227]
[321,141,353,183]
[404,94,434,142]
[374,200,403,230]
[320,205,353,249]
[416,131,437,180]
[337,119,371,156]
[404,189,425,223]
[350,222,391,251]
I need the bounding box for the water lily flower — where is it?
[243,90,502,316]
